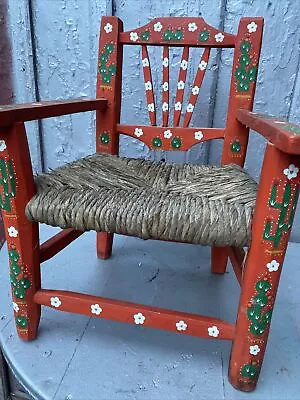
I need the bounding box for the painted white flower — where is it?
[130,32,138,42]
[249,344,260,356]
[164,129,172,139]
[162,57,169,68]
[176,320,187,331]
[142,58,149,67]
[199,60,207,71]
[91,303,102,315]
[188,22,197,32]
[174,102,182,111]
[12,302,19,312]
[8,226,18,238]
[104,23,113,34]
[162,102,168,112]
[267,259,280,272]
[215,32,224,42]
[208,325,219,337]
[134,127,144,137]
[50,296,61,308]
[194,131,203,141]
[186,103,194,113]
[283,164,299,180]
[148,103,155,112]
[0,140,7,152]
[181,60,188,70]
[192,86,200,95]
[145,81,152,91]
[247,21,258,33]
[177,80,185,90]
[134,312,145,325]
[162,82,169,92]
[154,21,163,32]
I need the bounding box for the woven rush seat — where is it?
[25,153,258,247]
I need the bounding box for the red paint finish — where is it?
[141,45,157,126]
[0,123,41,340]
[117,124,224,151]
[211,247,229,274]
[229,143,300,391]
[173,46,189,127]
[162,46,169,127]
[33,289,235,340]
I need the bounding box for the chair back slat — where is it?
[173,46,189,127]
[182,47,210,128]
[141,45,156,125]
[162,46,169,127]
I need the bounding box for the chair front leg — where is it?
[0,123,41,340]
[211,246,229,274]
[229,142,300,391]
[97,232,114,259]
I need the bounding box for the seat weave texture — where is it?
[25,153,258,247]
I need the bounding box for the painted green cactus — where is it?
[171,137,182,149]
[16,315,28,329]
[231,141,241,153]
[263,183,299,248]
[0,159,16,212]
[235,40,257,92]
[163,29,183,41]
[199,30,210,42]
[241,364,258,379]
[152,137,162,148]
[140,31,150,41]
[98,43,116,85]
[247,279,272,336]
[9,248,31,300]
[100,131,110,145]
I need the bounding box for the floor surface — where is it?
[0,226,299,400]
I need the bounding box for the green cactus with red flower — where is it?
[9,248,31,300]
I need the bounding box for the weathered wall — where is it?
[2,0,300,240]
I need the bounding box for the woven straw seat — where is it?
[25,153,258,247]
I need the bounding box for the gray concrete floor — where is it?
[0,225,299,400]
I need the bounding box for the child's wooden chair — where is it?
[1,16,300,392]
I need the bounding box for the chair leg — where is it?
[229,143,300,391]
[97,232,114,259]
[211,247,228,274]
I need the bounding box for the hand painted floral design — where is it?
[134,312,145,325]
[177,80,185,90]
[283,164,299,180]
[154,21,163,32]
[181,60,188,70]
[130,32,138,42]
[199,60,207,71]
[247,21,258,33]
[12,302,19,312]
[134,128,144,138]
[91,303,102,315]
[8,226,18,238]
[208,325,219,337]
[145,81,152,91]
[174,102,182,111]
[249,344,260,355]
[186,103,194,113]
[142,58,149,67]
[162,82,169,92]
[176,320,187,331]
[266,259,279,272]
[162,57,169,68]
[188,22,197,32]
[50,296,62,308]
[104,23,113,34]
[0,140,7,152]
[199,30,210,42]
[163,129,172,139]
[148,103,155,112]
[215,32,224,42]
[192,86,200,95]
[162,102,168,112]
[194,131,203,141]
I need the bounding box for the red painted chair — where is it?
[1,16,300,392]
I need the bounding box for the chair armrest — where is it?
[0,98,108,127]
[237,108,300,155]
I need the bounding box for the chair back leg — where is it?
[211,246,229,274]
[97,232,114,260]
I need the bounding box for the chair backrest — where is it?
[96,16,263,167]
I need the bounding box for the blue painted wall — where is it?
[2,0,300,240]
